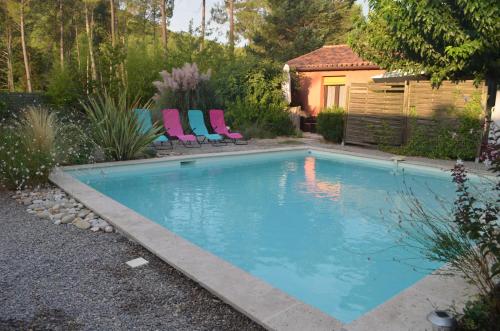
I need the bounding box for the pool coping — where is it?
[50,147,478,331]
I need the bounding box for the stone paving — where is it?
[157,133,488,173]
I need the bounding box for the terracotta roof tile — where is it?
[286,45,380,71]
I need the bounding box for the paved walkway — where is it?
[157,133,488,173]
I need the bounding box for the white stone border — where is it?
[50,147,477,331]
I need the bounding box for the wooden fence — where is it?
[344,80,486,146]
[344,83,405,146]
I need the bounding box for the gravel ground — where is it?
[0,191,263,331]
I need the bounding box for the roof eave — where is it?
[290,65,381,72]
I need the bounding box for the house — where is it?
[286,45,385,131]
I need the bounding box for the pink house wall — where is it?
[296,69,385,116]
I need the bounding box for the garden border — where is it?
[50,147,478,331]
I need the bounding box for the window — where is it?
[323,77,347,109]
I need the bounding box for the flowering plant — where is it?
[153,63,212,115]
[0,107,94,190]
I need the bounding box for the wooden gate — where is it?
[344,83,406,146]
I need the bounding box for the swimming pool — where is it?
[69,150,456,324]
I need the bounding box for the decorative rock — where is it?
[96,219,109,229]
[19,186,115,235]
[49,208,59,215]
[44,201,55,208]
[73,218,91,230]
[61,214,76,224]
[84,213,95,220]
[78,209,90,218]
[88,219,98,227]
[37,211,51,220]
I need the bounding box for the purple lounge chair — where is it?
[162,109,199,147]
[208,109,247,144]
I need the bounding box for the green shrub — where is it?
[226,98,295,138]
[219,60,295,138]
[458,294,500,331]
[54,110,95,165]
[388,95,483,160]
[317,106,345,142]
[46,66,84,109]
[81,91,163,161]
[0,107,59,189]
[0,99,7,120]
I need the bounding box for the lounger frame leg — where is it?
[225,138,248,145]
[179,140,201,148]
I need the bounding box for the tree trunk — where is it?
[75,24,81,70]
[85,2,97,82]
[85,49,89,94]
[200,0,205,50]
[152,1,156,48]
[109,0,116,47]
[120,1,127,87]
[160,0,168,55]
[59,0,64,68]
[20,0,32,92]
[6,23,15,91]
[120,35,126,87]
[228,0,234,54]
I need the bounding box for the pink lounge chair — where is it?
[208,109,247,144]
[162,109,200,147]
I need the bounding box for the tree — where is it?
[109,0,117,47]
[228,0,234,54]
[349,0,500,85]
[20,0,32,92]
[159,0,174,56]
[200,0,206,50]
[0,1,15,91]
[84,0,98,84]
[211,0,266,50]
[250,0,358,62]
[59,0,64,68]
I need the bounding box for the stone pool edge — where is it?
[50,147,478,331]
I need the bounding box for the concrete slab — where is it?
[126,257,149,268]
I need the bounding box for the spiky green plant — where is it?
[81,92,162,161]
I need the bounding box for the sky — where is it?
[169,0,370,42]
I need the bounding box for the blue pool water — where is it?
[71,151,457,323]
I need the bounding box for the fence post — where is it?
[343,85,351,145]
[475,81,491,162]
[402,80,410,145]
